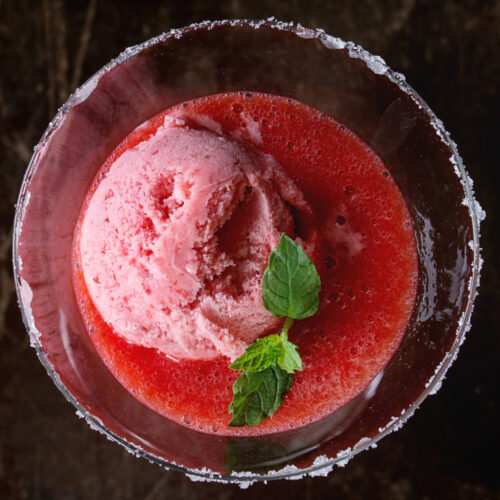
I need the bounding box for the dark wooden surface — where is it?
[1,1,498,498]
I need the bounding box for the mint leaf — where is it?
[262,234,321,320]
[229,334,282,372]
[229,365,293,427]
[279,335,303,373]
[229,330,303,374]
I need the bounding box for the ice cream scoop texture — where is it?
[78,115,311,360]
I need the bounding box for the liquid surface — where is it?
[73,92,418,436]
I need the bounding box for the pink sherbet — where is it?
[79,115,311,360]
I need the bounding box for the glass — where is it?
[13,19,482,484]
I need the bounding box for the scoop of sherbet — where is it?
[79,115,312,360]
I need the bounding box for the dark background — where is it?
[1,1,498,498]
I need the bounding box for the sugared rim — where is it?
[12,18,483,485]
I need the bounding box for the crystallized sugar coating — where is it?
[78,117,310,360]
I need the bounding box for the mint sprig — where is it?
[228,234,321,427]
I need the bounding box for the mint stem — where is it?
[280,316,294,342]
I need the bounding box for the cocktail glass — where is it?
[13,19,482,484]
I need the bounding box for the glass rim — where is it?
[12,18,483,484]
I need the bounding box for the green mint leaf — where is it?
[229,324,303,374]
[278,336,303,373]
[229,334,282,372]
[228,365,293,427]
[262,234,321,320]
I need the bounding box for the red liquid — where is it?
[73,92,418,436]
